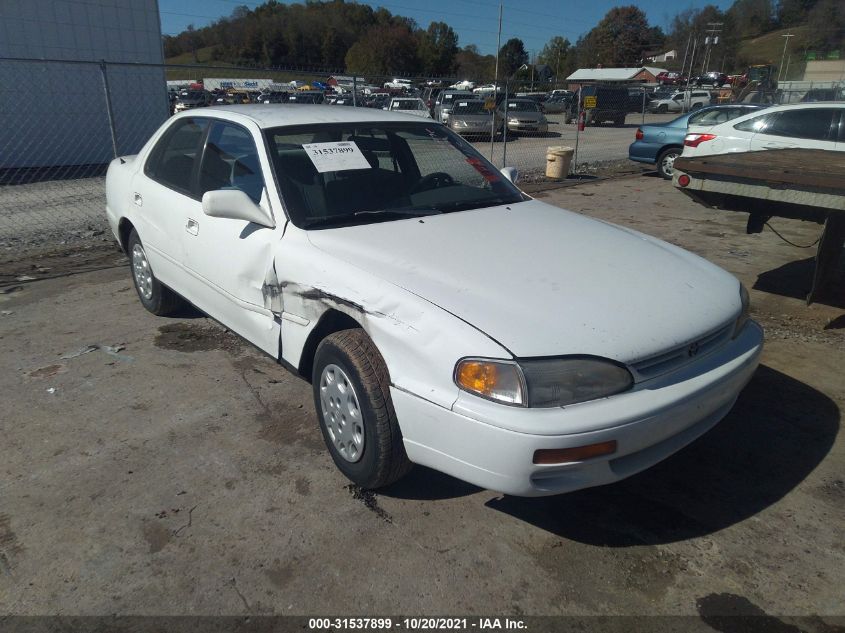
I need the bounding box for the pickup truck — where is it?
[673,148,845,304]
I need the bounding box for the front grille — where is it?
[630,323,733,381]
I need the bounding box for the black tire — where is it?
[657,147,682,180]
[691,102,703,110]
[127,229,184,316]
[657,104,668,114]
[312,329,412,489]
[614,117,626,126]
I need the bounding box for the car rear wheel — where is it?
[657,147,681,180]
[127,229,185,316]
[312,329,412,489]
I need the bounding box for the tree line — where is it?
[163,0,843,79]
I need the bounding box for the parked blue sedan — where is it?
[628,104,767,179]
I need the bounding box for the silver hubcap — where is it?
[131,243,154,300]
[319,364,364,463]
[662,153,678,176]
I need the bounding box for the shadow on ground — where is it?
[754,256,845,309]
[381,465,482,501]
[484,365,839,545]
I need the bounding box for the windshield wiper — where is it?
[302,208,440,229]
[432,197,513,213]
[353,208,442,218]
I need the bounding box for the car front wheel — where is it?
[312,329,412,489]
[657,147,681,179]
[127,229,185,315]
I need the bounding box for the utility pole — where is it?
[555,47,561,90]
[490,2,502,162]
[680,32,692,79]
[686,36,698,90]
[530,51,535,91]
[701,23,723,73]
[778,33,795,81]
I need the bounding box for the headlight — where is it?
[520,357,633,407]
[454,356,633,408]
[733,284,750,338]
[508,117,519,124]
[454,359,525,406]
[453,120,468,127]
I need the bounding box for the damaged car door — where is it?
[180,119,283,355]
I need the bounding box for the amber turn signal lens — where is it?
[454,359,524,405]
[533,440,617,465]
[456,361,501,396]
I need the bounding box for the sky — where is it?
[158,0,735,58]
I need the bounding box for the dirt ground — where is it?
[0,173,843,628]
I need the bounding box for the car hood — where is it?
[394,109,431,118]
[507,111,543,120]
[306,200,739,361]
[452,114,496,123]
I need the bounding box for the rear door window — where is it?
[762,108,836,141]
[145,118,209,194]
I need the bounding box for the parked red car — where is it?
[656,71,687,85]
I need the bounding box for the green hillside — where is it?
[164,46,308,84]
[738,25,812,80]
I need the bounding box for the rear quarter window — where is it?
[734,113,773,132]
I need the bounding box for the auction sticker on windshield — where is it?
[302,141,372,173]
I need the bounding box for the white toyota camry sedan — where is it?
[106,105,763,496]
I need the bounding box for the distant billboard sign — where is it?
[203,78,274,91]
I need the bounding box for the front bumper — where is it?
[394,321,763,496]
[452,124,497,136]
[507,122,548,133]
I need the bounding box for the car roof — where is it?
[754,102,845,110]
[697,101,845,128]
[171,104,440,128]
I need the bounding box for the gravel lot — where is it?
[1,173,843,627]
[467,112,676,171]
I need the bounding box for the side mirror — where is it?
[202,189,275,228]
[500,166,519,184]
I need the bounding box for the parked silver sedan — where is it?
[447,99,503,139]
[502,99,549,135]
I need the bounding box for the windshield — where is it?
[264,123,524,229]
[506,101,539,112]
[451,101,490,115]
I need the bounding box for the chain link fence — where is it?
[2,57,843,261]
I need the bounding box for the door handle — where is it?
[133,192,142,206]
[186,218,199,236]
